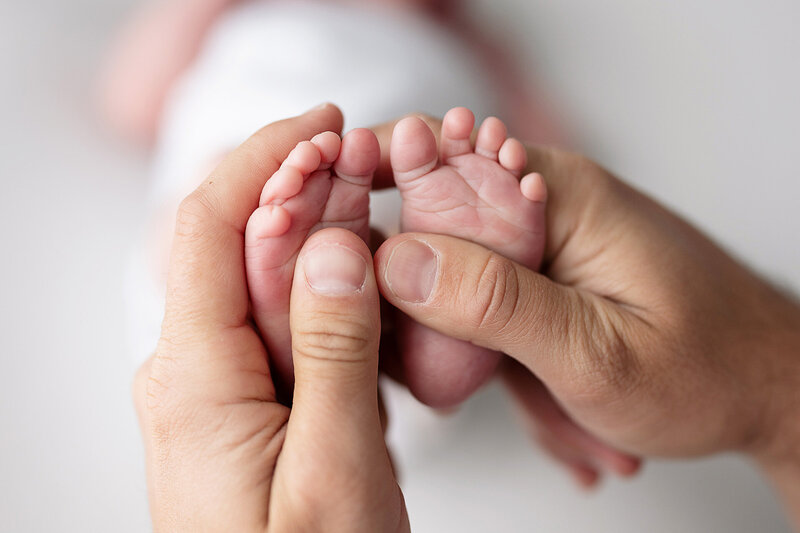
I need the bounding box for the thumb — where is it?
[281,228,406,532]
[374,233,612,388]
[289,228,383,438]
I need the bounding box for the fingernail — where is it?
[303,244,367,295]
[385,239,437,303]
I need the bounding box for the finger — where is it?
[502,368,606,489]
[284,228,398,525]
[375,233,579,374]
[157,104,343,402]
[372,114,594,303]
[374,233,635,401]
[502,360,642,477]
[501,360,603,487]
[535,428,601,489]
[289,228,384,435]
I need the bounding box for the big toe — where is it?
[390,117,438,184]
[334,128,380,185]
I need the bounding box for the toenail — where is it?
[303,244,367,295]
[385,239,438,303]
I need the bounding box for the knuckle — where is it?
[293,314,374,364]
[174,190,218,241]
[469,253,521,335]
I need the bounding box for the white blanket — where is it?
[127,0,499,362]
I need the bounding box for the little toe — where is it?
[247,204,292,240]
[334,128,380,186]
[475,116,508,161]
[282,140,322,175]
[390,116,438,185]
[311,131,342,170]
[520,172,548,203]
[498,138,528,177]
[441,107,475,161]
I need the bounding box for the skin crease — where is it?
[371,115,800,529]
[134,105,409,533]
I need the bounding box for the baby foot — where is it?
[391,107,547,407]
[245,128,380,396]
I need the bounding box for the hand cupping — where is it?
[136,105,800,531]
[135,105,409,533]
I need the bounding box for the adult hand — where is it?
[372,116,800,523]
[372,117,642,487]
[134,105,409,532]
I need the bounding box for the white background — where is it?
[0,0,797,531]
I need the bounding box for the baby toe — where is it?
[475,116,508,161]
[282,140,322,175]
[311,131,342,170]
[520,172,548,203]
[441,107,475,161]
[334,128,380,186]
[499,138,528,177]
[260,166,304,206]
